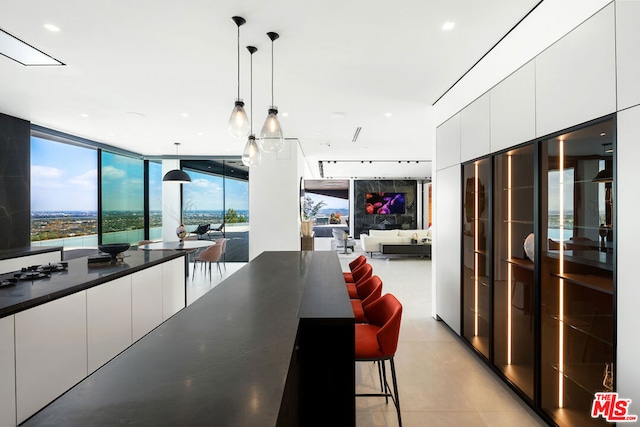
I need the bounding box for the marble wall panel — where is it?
[0,113,31,250]
[354,180,417,238]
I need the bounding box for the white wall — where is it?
[249,141,304,260]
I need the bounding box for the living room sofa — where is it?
[361,228,432,256]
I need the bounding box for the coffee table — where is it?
[380,242,431,258]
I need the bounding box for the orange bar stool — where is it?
[343,254,367,282]
[350,275,383,323]
[355,293,403,426]
[346,263,372,298]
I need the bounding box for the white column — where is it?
[162,160,182,242]
[249,140,303,260]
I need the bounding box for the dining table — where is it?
[138,240,216,275]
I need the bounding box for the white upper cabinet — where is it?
[616,0,640,110]
[436,113,461,171]
[460,93,490,163]
[490,61,536,153]
[535,3,616,137]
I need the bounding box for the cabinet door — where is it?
[87,275,132,373]
[493,145,535,399]
[132,265,163,342]
[0,315,15,427]
[15,291,87,424]
[162,257,186,321]
[540,118,615,427]
[462,158,491,358]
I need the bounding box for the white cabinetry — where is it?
[0,315,15,427]
[87,275,132,373]
[490,61,536,153]
[460,93,490,163]
[15,291,87,424]
[434,165,461,334]
[162,257,185,321]
[435,114,461,171]
[535,3,615,137]
[616,0,640,110]
[132,266,164,342]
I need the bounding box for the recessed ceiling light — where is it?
[330,112,347,118]
[125,111,145,118]
[197,132,204,136]
[600,132,606,136]
[442,22,455,31]
[181,113,189,117]
[282,112,289,117]
[43,24,60,32]
[80,113,89,118]
[385,112,392,117]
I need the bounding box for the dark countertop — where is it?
[0,246,62,261]
[0,249,185,318]
[23,251,353,426]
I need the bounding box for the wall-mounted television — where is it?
[365,192,405,214]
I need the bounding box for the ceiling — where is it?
[0,0,542,180]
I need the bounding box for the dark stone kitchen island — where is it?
[0,249,187,426]
[22,251,355,427]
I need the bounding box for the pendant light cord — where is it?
[271,39,274,107]
[237,26,240,100]
[250,50,253,134]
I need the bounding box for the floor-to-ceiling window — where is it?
[148,161,163,240]
[30,136,98,247]
[182,169,225,228]
[100,151,144,244]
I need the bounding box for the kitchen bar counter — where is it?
[0,249,186,318]
[23,251,355,427]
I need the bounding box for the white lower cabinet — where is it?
[0,315,16,427]
[132,266,164,342]
[87,275,133,373]
[162,257,186,320]
[15,291,87,424]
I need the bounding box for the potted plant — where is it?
[301,196,326,237]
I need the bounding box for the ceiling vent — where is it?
[352,127,362,143]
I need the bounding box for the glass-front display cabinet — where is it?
[462,158,491,358]
[540,119,615,427]
[461,117,615,426]
[493,144,535,400]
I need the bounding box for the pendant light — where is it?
[259,31,285,153]
[228,16,250,138]
[162,143,191,183]
[243,46,262,167]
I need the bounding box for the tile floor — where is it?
[186,239,548,427]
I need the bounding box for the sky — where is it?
[31,136,97,211]
[31,137,248,213]
[306,193,349,211]
[182,169,248,212]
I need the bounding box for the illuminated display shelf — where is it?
[551,363,610,395]
[461,118,616,427]
[551,273,613,295]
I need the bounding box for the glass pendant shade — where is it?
[228,99,250,138]
[242,135,262,167]
[259,107,285,153]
